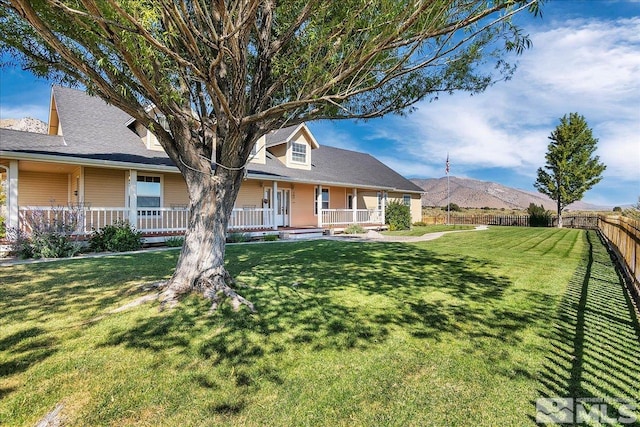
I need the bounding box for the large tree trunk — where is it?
[159,161,255,312]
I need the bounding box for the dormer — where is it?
[125,107,170,152]
[48,90,63,136]
[265,123,319,170]
[248,135,267,164]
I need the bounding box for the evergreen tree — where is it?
[535,113,606,227]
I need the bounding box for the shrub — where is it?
[8,206,84,259]
[613,206,622,212]
[441,203,461,212]
[344,223,366,234]
[89,220,142,252]
[386,201,411,230]
[412,221,427,227]
[263,234,278,241]
[227,232,250,243]
[165,236,185,247]
[527,203,552,227]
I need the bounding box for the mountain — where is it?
[410,176,609,211]
[0,117,48,134]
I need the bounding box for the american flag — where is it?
[445,154,450,175]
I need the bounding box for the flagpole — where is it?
[446,153,450,226]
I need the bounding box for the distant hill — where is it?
[0,117,48,134]
[410,176,609,211]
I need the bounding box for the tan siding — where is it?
[236,180,265,208]
[328,186,347,209]
[18,171,69,206]
[163,173,188,207]
[359,191,380,210]
[291,183,316,227]
[84,167,126,207]
[410,196,421,223]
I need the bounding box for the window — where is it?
[137,175,161,215]
[314,187,329,214]
[291,142,307,163]
[403,194,411,206]
[157,115,170,132]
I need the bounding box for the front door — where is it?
[275,189,290,227]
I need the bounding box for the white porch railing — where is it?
[321,209,384,226]
[17,206,383,235]
[229,208,274,230]
[17,206,277,235]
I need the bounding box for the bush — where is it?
[386,201,411,230]
[165,236,185,247]
[7,206,84,259]
[263,234,279,241]
[412,221,427,227]
[227,232,249,243]
[441,203,461,212]
[613,206,622,212]
[344,223,366,234]
[527,203,552,227]
[89,220,142,252]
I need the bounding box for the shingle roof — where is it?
[0,86,423,193]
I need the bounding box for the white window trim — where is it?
[314,187,329,216]
[403,194,411,206]
[136,173,163,216]
[290,141,307,164]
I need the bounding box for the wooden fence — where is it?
[420,213,598,228]
[597,215,640,303]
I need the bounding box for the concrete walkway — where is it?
[328,225,489,243]
[0,226,489,267]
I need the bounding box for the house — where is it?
[0,86,424,239]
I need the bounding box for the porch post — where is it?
[381,191,387,225]
[272,181,278,230]
[8,161,19,229]
[128,170,138,227]
[317,185,323,228]
[352,188,357,224]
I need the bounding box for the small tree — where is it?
[534,113,606,228]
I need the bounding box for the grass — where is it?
[0,228,638,425]
[383,224,475,236]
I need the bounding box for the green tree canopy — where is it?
[534,113,606,227]
[1,0,543,310]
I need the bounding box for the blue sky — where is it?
[1,0,639,207]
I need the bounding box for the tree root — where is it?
[159,269,256,313]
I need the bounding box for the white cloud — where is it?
[307,13,639,204]
[372,15,640,188]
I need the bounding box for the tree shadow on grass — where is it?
[0,252,178,324]
[0,327,57,378]
[533,231,640,423]
[93,240,557,399]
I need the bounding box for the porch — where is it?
[15,205,386,237]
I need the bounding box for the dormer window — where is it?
[157,115,170,133]
[291,142,307,163]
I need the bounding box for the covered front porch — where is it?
[1,160,389,238]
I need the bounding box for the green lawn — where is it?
[1,228,638,426]
[383,224,475,236]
